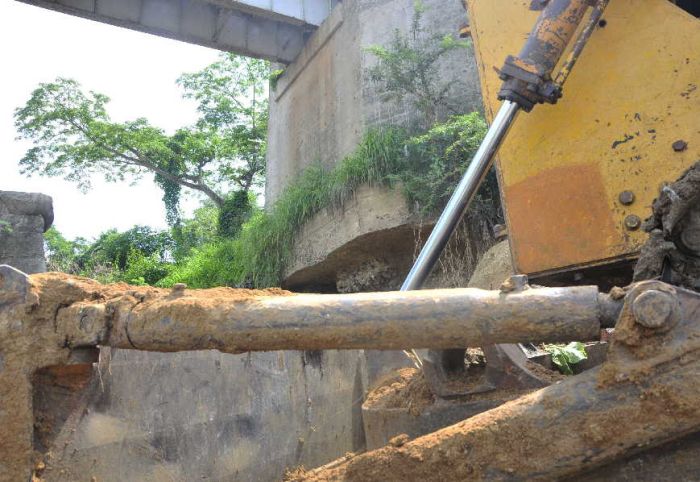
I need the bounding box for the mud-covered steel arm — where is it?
[28,276,616,353]
[293,282,700,481]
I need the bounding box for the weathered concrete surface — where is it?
[267,0,486,308]
[0,270,366,482]
[16,0,340,63]
[283,185,420,292]
[0,191,53,274]
[283,184,497,294]
[42,349,366,482]
[266,0,482,205]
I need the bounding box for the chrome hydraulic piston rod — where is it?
[401,0,606,292]
[400,100,519,290]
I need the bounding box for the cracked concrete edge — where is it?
[0,191,54,232]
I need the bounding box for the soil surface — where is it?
[32,272,291,301]
[0,271,293,482]
[524,360,566,384]
[364,368,436,416]
[284,466,310,481]
[467,240,512,289]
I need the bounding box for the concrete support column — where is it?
[0,191,53,274]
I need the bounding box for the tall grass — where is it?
[160,113,492,288]
[159,128,408,288]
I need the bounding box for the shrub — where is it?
[162,114,495,289]
[120,249,173,286]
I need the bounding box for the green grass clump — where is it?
[160,128,407,288]
[160,113,493,289]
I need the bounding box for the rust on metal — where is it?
[466,0,700,278]
[50,276,606,352]
[505,163,618,275]
[292,282,700,481]
[0,269,623,480]
[498,0,592,110]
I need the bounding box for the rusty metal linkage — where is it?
[296,281,700,481]
[7,266,699,481]
[498,0,608,111]
[65,280,610,353]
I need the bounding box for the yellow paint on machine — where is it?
[465,0,699,277]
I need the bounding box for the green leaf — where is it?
[544,342,588,375]
[0,220,13,234]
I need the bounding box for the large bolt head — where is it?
[618,190,635,206]
[632,290,680,329]
[672,140,688,152]
[624,214,642,231]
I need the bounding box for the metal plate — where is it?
[465,0,700,277]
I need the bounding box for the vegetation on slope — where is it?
[46,113,494,288]
[160,113,494,288]
[41,1,499,289]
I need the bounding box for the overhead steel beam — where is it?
[15,0,335,63]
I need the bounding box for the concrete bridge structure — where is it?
[16,0,338,63]
[6,1,486,480]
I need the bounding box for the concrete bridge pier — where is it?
[0,191,53,274]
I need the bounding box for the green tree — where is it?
[120,249,173,286]
[80,225,174,270]
[15,54,269,229]
[401,113,497,217]
[171,202,220,260]
[45,225,177,284]
[365,0,470,126]
[44,226,88,273]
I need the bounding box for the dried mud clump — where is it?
[364,368,436,416]
[284,466,309,481]
[634,160,700,289]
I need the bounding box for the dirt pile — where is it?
[364,368,436,416]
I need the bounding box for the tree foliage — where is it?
[45,225,174,284]
[218,191,254,238]
[171,203,220,261]
[400,112,498,218]
[15,54,269,230]
[44,227,87,273]
[82,225,174,270]
[365,0,470,126]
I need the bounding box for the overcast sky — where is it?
[0,1,220,239]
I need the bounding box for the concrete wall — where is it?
[0,191,53,274]
[0,193,364,482]
[266,0,483,204]
[42,349,367,481]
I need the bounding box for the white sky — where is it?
[0,1,220,240]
